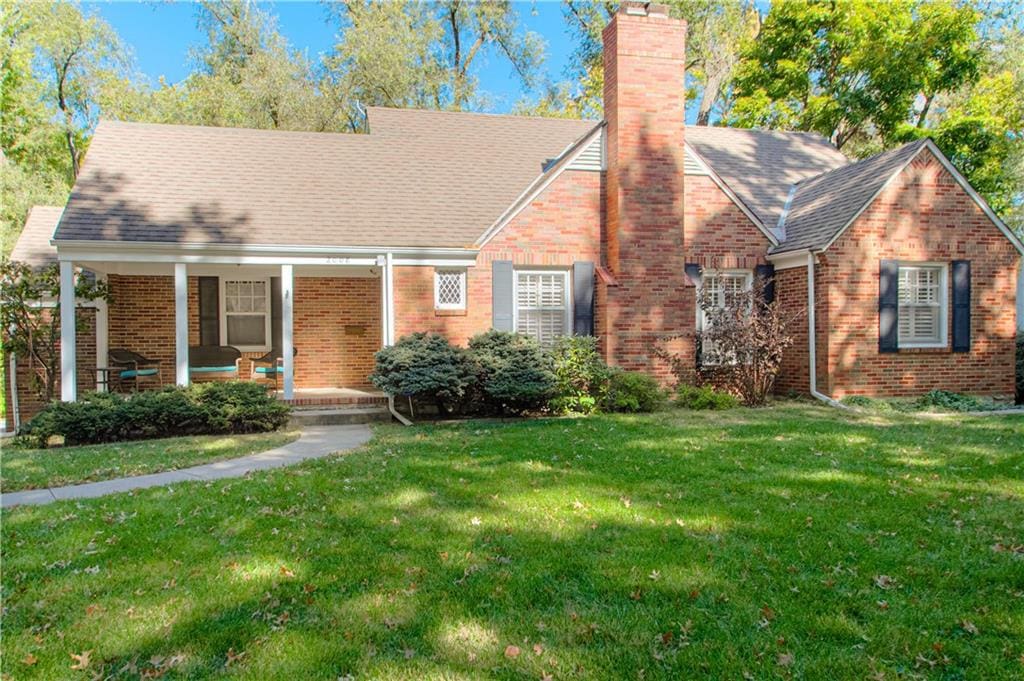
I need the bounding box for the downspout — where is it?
[806,252,848,409]
[387,394,413,426]
[8,352,20,432]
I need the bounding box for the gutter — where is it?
[806,251,849,409]
[7,352,20,432]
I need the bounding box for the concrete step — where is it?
[289,406,391,427]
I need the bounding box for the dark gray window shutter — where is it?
[572,261,595,336]
[951,260,971,352]
[755,263,776,305]
[492,260,514,331]
[270,276,283,351]
[879,259,899,353]
[684,263,702,287]
[198,276,220,346]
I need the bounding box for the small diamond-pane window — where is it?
[435,269,466,310]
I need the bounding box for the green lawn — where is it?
[0,431,299,492]
[2,404,1022,679]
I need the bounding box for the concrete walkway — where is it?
[1,424,372,508]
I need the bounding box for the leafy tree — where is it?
[0,260,109,403]
[324,0,545,128]
[730,0,981,150]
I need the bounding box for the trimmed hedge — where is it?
[19,382,291,448]
[675,384,740,410]
[369,332,475,415]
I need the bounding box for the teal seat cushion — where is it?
[190,365,238,373]
[255,366,280,375]
[119,368,158,379]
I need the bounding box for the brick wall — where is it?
[672,174,773,381]
[393,169,603,345]
[106,274,381,391]
[601,6,691,380]
[818,148,1019,397]
[4,307,97,429]
[293,276,380,388]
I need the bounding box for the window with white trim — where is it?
[221,278,271,351]
[699,270,752,363]
[699,270,752,330]
[434,269,466,310]
[515,270,570,348]
[898,264,947,348]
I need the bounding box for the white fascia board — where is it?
[53,240,479,267]
[683,142,778,246]
[474,124,606,249]
[817,139,1024,256]
[766,248,812,270]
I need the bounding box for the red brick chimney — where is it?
[601,2,689,378]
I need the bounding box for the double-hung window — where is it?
[221,278,271,351]
[699,270,752,363]
[515,270,570,348]
[897,264,947,348]
[434,269,467,310]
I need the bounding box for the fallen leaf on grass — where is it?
[226,648,245,666]
[21,654,38,666]
[279,566,295,578]
[777,652,794,667]
[873,575,896,590]
[70,650,92,670]
[505,645,521,659]
[961,620,979,635]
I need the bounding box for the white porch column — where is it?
[281,264,294,400]
[95,273,109,391]
[59,260,77,401]
[384,252,395,346]
[174,263,189,386]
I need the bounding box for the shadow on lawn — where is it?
[4,406,1023,678]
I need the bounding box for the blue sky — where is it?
[86,1,578,113]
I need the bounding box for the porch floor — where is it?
[275,387,386,408]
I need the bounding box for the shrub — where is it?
[467,331,555,415]
[915,390,987,412]
[548,336,611,414]
[840,395,877,409]
[675,384,739,410]
[602,370,665,413]
[369,332,475,415]
[18,382,290,448]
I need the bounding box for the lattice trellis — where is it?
[435,270,465,309]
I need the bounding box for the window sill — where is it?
[894,345,950,354]
[435,309,467,317]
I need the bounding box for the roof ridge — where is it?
[366,105,597,125]
[95,118,373,140]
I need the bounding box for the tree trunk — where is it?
[55,55,80,179]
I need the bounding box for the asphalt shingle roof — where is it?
[774,139,928,253]
[9,206,61,266]
[55,109,598,249]
[686,126,849,230]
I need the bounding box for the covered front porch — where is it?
[56,251,402,401]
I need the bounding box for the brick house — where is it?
[6,2,1022,426]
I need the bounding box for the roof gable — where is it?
[9,206,61,267]
[775,139,1024,256]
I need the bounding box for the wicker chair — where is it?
[108,349,163,392]
[188,345,242,381]
[250,347,298,391]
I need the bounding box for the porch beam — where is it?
[59,260,77,401]
[281,264,294,400]
[174,263,189,386]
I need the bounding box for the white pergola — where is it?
[57,243,477,401]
